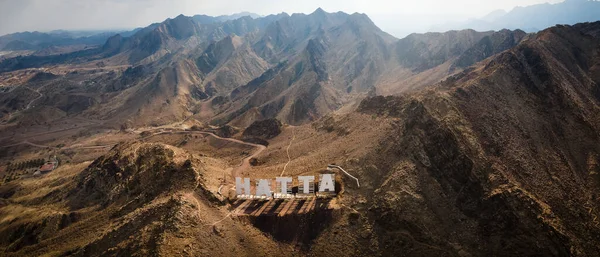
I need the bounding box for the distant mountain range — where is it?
[0,30,123,51]
[192,12,262,24]
[0,5,598,127]
[431,0,600,32]
[0,8,539,127]
[0,12,263,52]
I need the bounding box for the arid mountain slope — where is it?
[194,34,270,96]
[377,28,528,94]
[211,11,396,126]
[0,142,293,256]
[346,21,600,256]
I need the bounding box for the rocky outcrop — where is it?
[451,29,527,70]
[242,118,283,140]
[209,125,239,138]
[69,142,203,209]
[395,30,491,72]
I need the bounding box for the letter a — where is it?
[256,179,272,198]
[319,174,335,192]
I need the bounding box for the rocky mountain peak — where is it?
[70,142,201,209]
[311,7,327,17]
[161,14,200,40]
[102,34,124,52]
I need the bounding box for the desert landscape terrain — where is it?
[1,2,600,256]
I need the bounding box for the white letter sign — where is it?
[234,174,337,199]
[276,177,292,194]
[236,177,250,195]
[298,176,314,194]
[319,174,335,192]
[256,179,272,198]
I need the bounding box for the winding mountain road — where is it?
[1,84,48,125]
[3,123,267,200]
[144,130,266,180]
[24,86,44,110]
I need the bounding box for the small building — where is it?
[39,162,56,174]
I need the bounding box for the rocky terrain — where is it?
[242,118,283,140]
[349,21,600,255]
[0,7,599,257]
[0,142,294,256]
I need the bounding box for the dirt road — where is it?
[147,130,266,179]
[25,86,44,110]
[1,84,49,125]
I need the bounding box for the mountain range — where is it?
[432,0,600,32]
[0,4,599,257]
[0,31,124,51]
[0,12,264,53]
[0,8,534,128]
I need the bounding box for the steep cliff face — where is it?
[451,29,528,70]
[394,29,490,72]
[195,35,269,96]
[356,98,575,256]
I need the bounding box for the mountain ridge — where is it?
[0,9,550,127]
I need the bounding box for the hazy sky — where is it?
[0,0,564,37]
